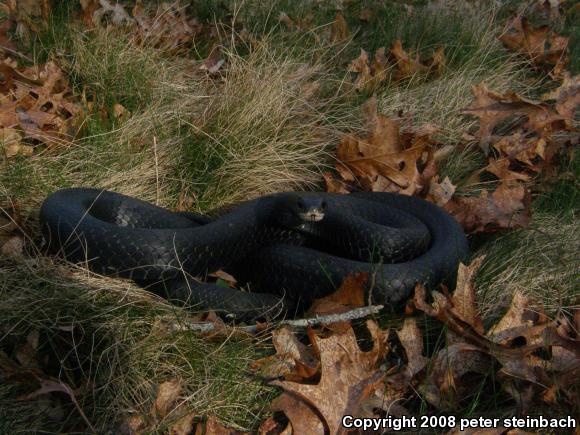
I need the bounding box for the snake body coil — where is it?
[40,188,469,318]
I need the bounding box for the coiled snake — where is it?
[40,188,469,318]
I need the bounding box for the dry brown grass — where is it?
[119,37,347,211]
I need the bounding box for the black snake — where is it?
[39,188,469,318]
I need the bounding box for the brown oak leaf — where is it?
[251,325,319,382]
[541,72,580,119]
[335,97,437,195]
[445,181,531,233]
[461,82,565,154]
[499,16,569,78]
[270,327,385,435]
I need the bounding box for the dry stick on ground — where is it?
[168,305,385,334]
[0,46,34,63]
[153,136,160,206]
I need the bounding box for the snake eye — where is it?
[321,201,327,211]
[296,199,306,211]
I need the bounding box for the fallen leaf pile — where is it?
[348,41,445,92]
[251,261,579,434]
[0,57,82,157]
[445,76,578,232]
[410,258,580,413]
[122,2,203,55]
[327,6,579,233]
[267,324,386,434]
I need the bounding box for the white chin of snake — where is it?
[299,212,325,222]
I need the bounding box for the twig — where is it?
[280,305,383,327]
[170,305,384,334]
[153,136,160,206]
[0,45,34,63]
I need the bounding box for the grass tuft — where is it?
[118,36,349,211]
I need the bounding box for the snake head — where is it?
[274,193,327,228]
[296,197,327,222]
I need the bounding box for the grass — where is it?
[0,258,274,431]
[0,0,578,432]
[475,213,579,322]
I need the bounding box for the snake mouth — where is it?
[299,211,325,222]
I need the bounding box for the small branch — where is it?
[0,45,34,63]
[280,305,383,327]
[170,305,384,334]
[153,136,160,206]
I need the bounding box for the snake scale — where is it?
[40,188,469,318]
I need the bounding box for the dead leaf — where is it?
[251,325,319,381]
[0,60,82,148]
[152,378,182,418]
[278,12,295,30]
[270,393,325,434]
[359,8,373,22]
[278,11,314,32]
[271,327,385,434]
[484,158,532,184]
[257,416,286,435]
[397,317,429,379]
[486,291,551,349]
[79,0,101,26]
[423,342,493,409]
[113,103,130,120]
[208,269,237,287]
[92,0,134,26]
[323,171,350,194]
[202,415,249,435]
[347,48,389,92]
[132,3,201,55]
[445,181,531,233]
[5,0,51,44]
[0,234,24,256]
[413,265,580,413]
[492,132,548,172]
[451,258,485,335]
[541,72,580,119]
[335,97,437,195]
[430,46,446,76]
[461,82,566,154]
[427,175,456,206]
[200,44,225,74]
[499,16,569,78]
[390,40,428,81]
[122,414,148,434]
[0,126,30,157]
[20,377,96,433]
[307,272,367,316]
[330,12,349,42]
[535,0,565,20]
